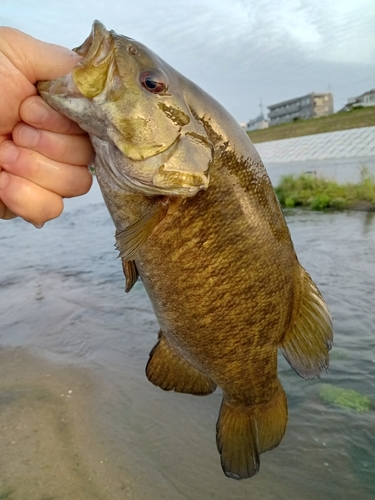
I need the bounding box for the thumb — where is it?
[0,27,81,83]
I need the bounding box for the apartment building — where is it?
[268,92,333,126]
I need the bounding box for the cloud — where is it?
[2,0,374,120]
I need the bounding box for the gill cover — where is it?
[72,20,212,195]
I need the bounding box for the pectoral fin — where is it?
[115,198,170,261]
[146,332,217,395]
[280,266,333,379]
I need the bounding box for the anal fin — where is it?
[216,386,287,480]
[146,332,217,396]
[280,266,333,379]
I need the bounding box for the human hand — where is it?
[0,27,94,225]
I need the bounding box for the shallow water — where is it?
[0,176,374,500]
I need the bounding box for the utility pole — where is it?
[259,98,264,118]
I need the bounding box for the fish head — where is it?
[38,20,213,197]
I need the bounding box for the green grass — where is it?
[275,167,375,211]
[248,106,375,143]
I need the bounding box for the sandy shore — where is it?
[0,347,137,500]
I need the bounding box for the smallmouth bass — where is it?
[38,21,333,480]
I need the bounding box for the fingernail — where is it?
[18,124,39,148]
[24,99,49,125]
[0,142,19,165]
[32,222,45,229]
[0,171,10,190]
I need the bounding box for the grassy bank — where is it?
[248,106,375,144]
[275,167,375,211]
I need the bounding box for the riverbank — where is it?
[248,107,375,143]
[275,167,375,211]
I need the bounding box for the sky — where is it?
[1,0,375,123]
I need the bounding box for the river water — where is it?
[0,166,374,500]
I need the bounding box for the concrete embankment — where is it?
[255,126,375,163]
[254,126,375,185]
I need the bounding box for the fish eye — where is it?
[140,70,167,94]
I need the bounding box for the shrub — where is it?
[275,167,375,211]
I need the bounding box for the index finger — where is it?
[20,95,85,135]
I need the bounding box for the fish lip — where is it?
[37,80,51,93]
[73,20,110,62]
[37,21,111,98]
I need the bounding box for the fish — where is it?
[38,20,333,480]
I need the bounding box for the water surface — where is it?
[0,175,374,499]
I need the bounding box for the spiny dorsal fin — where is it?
[280,266,333,379]
[146,332,217,395]
[121,259,139,293]
[115,198,170,261]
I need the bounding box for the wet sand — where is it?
[0,347,137,500]
[1,345,373,500]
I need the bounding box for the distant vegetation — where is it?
[248,106,375,143]
[275,167,375,211]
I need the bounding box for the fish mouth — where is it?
[37,21,112,98]
[73,20,112,64]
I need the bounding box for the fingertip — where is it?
[0,141,19,166]
[20,95,85,135]
[82,167,94,195]
[14,124,40,149]
[0,172,64,224]
[20,96,50,126]
[32,45,81,82]
[58,165,93,199]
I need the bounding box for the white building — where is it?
[245,114,269,131]
[268,92,334,126]
[345,89,375,110]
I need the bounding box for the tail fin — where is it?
[216,387,288,480]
